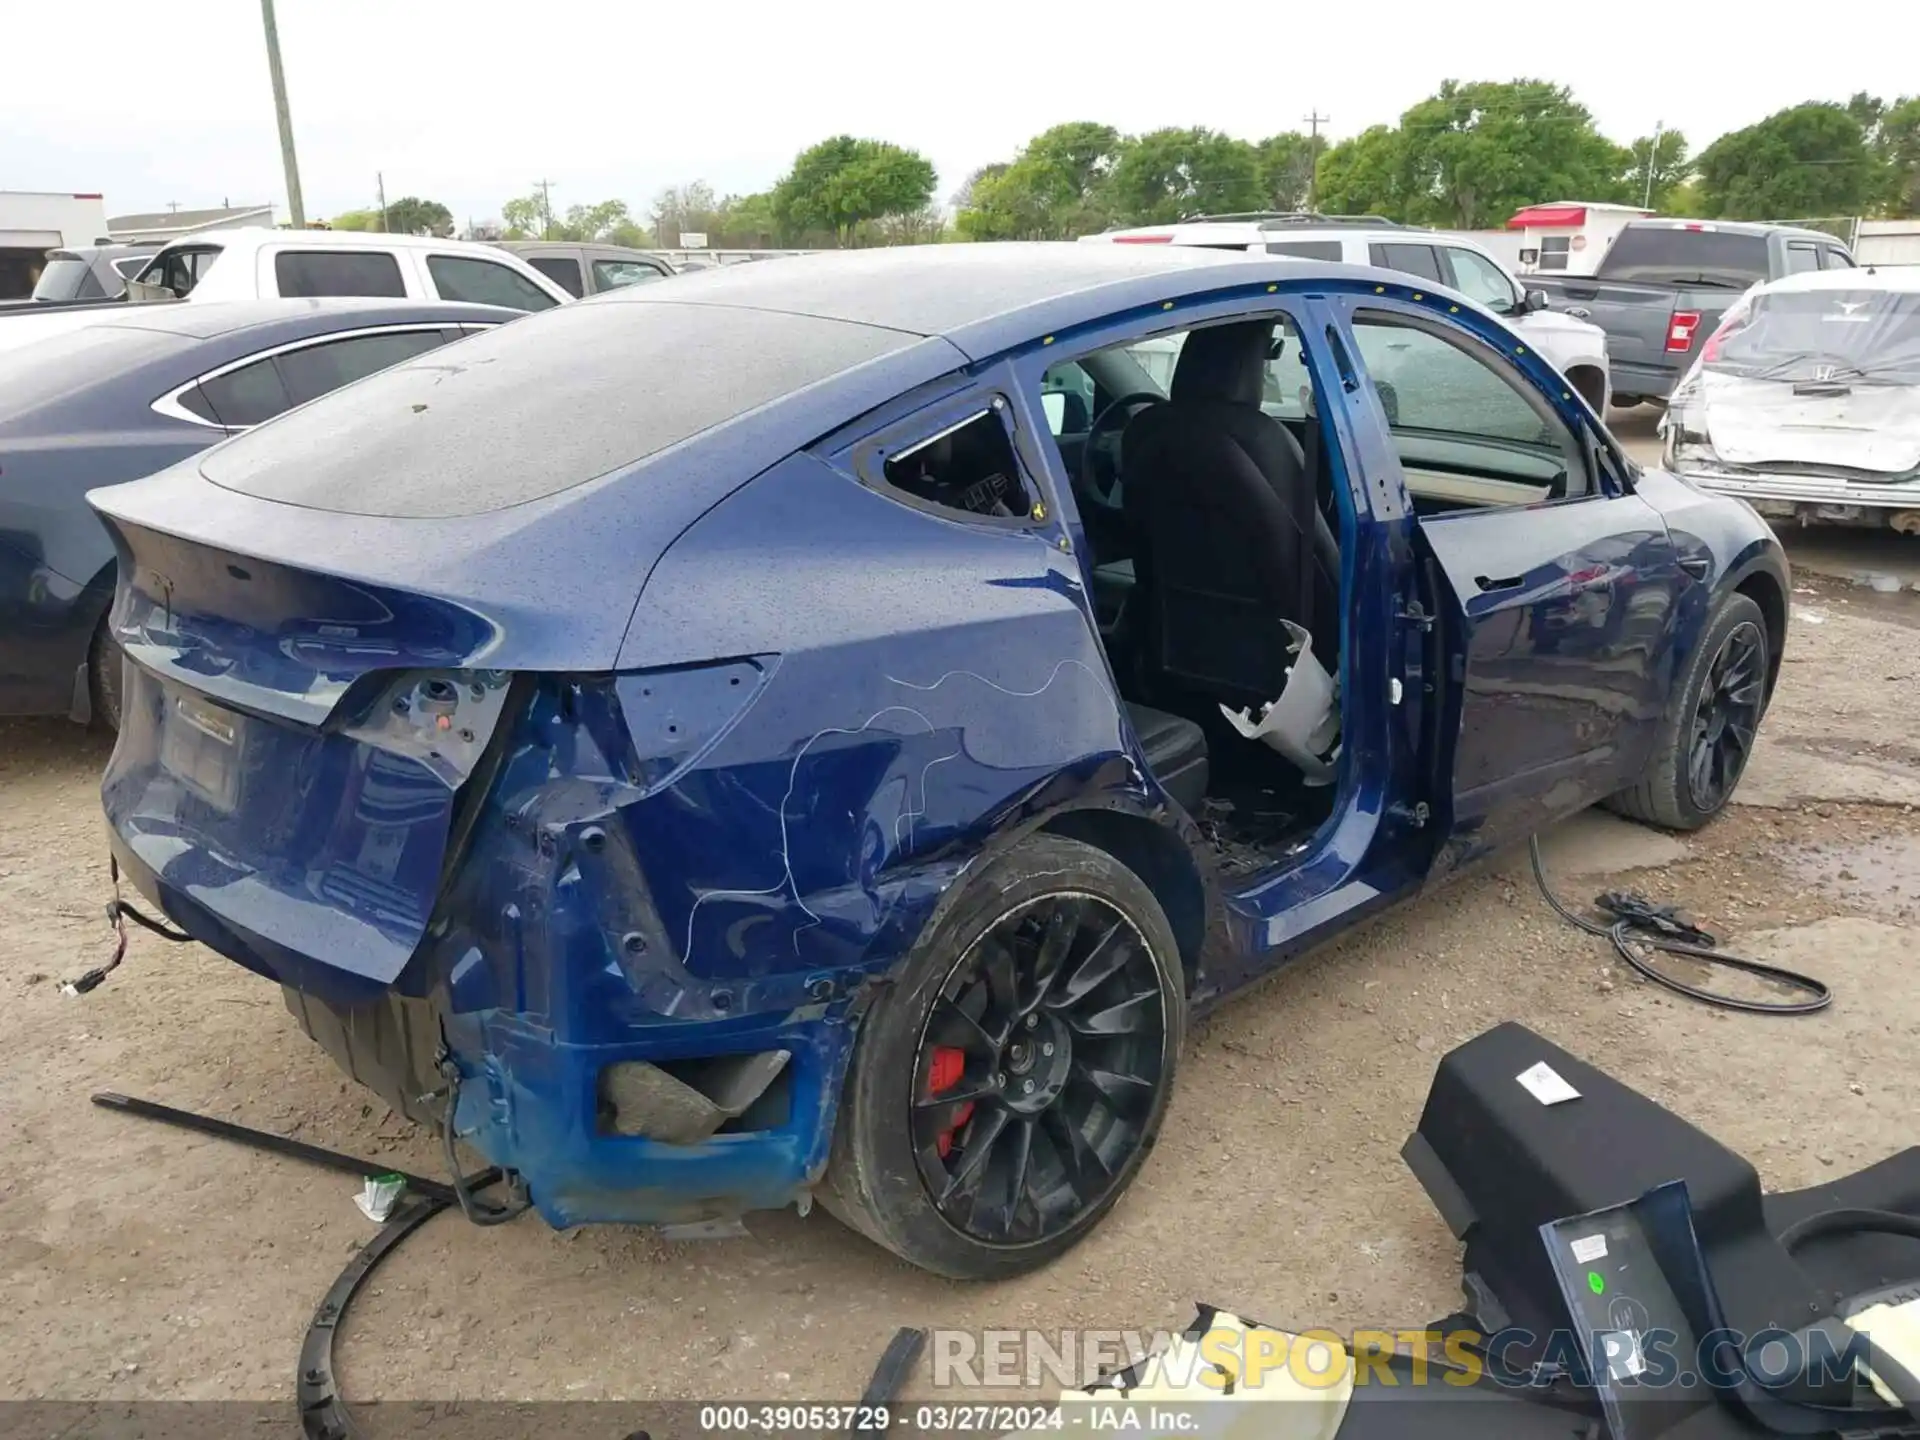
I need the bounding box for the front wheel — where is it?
[1608,593,1770,830]
[820,833,1185,1279]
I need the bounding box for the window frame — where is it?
[1783,241,1821,275]
[137,244,223,297]
[1819,245,1856,270]
[1342,303,1604,510]
[845,388,1048,530]
[591,256,671,290]
[1369,241,1445,284]
[150,323,483,431]
[1536,236,1572,272]
[425,252,562,311]
[528,254,586,297]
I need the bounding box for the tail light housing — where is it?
[1666,311,1704,354]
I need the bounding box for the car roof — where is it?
[1627,217,1848,245]
[1755,265,1920,297]
[614,241,1372,357]
[156,227,512,255]
[76,296,525,339]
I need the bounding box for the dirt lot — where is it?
[3,411,1917,1404]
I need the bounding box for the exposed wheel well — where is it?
[1734,571,1788,696]
[1040,808,1206,988]
[1566,365,1607,415]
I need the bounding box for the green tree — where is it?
[771,136,938,245]
[1102,127,1263,225]
[1312,125,1410,220]
[329,208,381,231]
[500,192,548,239]
[382,196,453,235]
[557,199,634,242]
[1622,130,1692,211]
[1871,96,1920,216]
[1395,79,1627,228]
[712,191,777,246]
[954,123,1123,239]
[1257,131,1323,211]
[1695,103,1878,219]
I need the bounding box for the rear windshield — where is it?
[30,254,107,302]
[1600,226,1769,289]
[1710,289,1920,385]
[200,300,916,518]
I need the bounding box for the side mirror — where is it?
[1521,288,1550,315]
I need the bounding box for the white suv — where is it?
[1082,214,1611,413]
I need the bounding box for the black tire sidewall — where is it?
[89,620,124,733]
[822,832,1186,1279]
[1657,592,1769,827]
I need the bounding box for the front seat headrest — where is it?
[1170,321,1275,407]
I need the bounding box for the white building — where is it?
[106,203,276,245]
[1507,201,1654,276]
[0,191,109,297]
[1857,219,1920,267]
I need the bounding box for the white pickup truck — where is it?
[0,228,570,353]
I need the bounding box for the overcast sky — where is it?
[5,0,1913,227]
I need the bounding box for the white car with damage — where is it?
[1662,266,1920,534]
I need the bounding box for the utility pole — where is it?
[1302,110,1330,211]
[259,0,305,227]
[377,171,389,232]
[1643,120,1664,211]
[534,178,556,238]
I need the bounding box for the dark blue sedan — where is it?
[86,245,1786,1279]
[0,297,521,728]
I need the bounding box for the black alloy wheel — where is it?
[1685,619,1765,813]
[911,891,1168,1244]
[819,832,1185,1279]
[1607,591,1771,832]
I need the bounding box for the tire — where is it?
[819,833,1185,1279]
[89,618,125,734]
[1607,593,1769,831]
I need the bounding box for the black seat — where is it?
[1120,321,1336,707]
[1125,702,1208,814]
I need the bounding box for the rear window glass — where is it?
[1709,289,1920,385]
[200,301,916,518]
[1266,240,1343,261]
[274,250,407,298]
[1601,226,1769,288]
[31,254,105,302]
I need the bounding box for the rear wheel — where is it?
[820,833,1184,1279]
[89,618,125,733]
[1608,593,1769,830]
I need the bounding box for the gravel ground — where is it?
[2,431,1916,1406]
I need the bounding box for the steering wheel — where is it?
[1079,391,1163,508]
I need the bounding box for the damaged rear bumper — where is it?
[282,982,857,1229]
[1676,464,1920,531]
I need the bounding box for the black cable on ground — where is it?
[1528,834,1831,1016]
[62,856,194,995]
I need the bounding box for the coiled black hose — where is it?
[1528,834,1831,1016]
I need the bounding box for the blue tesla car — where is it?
[88,245,1785,1279]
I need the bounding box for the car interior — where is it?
[875,308,1597,878]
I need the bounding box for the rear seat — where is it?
[1124,702,1208,814]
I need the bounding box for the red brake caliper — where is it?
[927,1045,974,1160]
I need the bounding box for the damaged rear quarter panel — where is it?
[432,444,1179,1225]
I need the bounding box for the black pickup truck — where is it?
[1527,218,1857,405]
